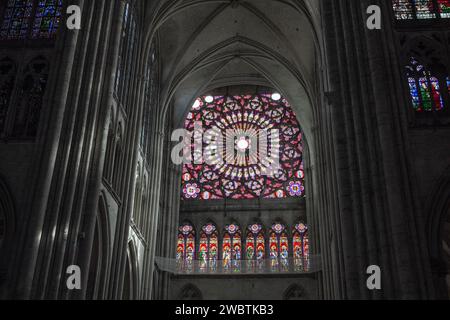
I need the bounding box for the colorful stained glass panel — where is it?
[181,93,305,200]
[31,0,63,39]
[0,0,34,39]
[438,0,450,17]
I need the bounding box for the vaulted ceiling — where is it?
[144,0,323,145]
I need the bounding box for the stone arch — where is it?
[283,284,307,300]
[400,36,450,121]
[427,165,450,299]
[12,55,49,139]
[104,111,116,182]
[401,36,447,71]
[123,240,140,300]
[0,177,15,288]
[0,177,15,254]
[0,56,17,136]
[86,193,111,300]
[177,283,203,300]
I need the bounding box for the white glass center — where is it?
[237,139,249,150]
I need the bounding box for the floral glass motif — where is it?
[405,57,444,112]
[0,0,63,40]
[181,93,305,200]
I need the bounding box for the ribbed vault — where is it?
[143,0,322,147]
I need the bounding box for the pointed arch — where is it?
[177,283,203,300]
[0,57,17,136]
[427,165,450,298]
[283,284,306,300]
[86,193,111,300]
[177,222,196,264]
[0,177,14,294]
[198,222,218,270]
[123,240,139,300]
[12,56,49,139]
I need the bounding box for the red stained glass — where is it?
[177,223,196,264]
[392,0,450,19]
[405,57,445,112]
[438,0,450,17]
[181,93,305,200]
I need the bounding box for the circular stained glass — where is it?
[226,224,240,235]
[272,223,285,234]
[202,223,216,235]
[248,224,263,234]
[179,224,194,235]
[181,93,305,200]
[295,223,307,234]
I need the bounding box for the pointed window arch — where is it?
[198,223,218,270]
[222,223,241,269]
[0,57,17,135]
[269,223,288,268]
[405,57,446,112]
[177,223,196,264]
[12,56,49,139]
[245,223,264,261]
[293,222,309,267]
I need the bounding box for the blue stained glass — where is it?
[0,0,63,40]
[408,78,421,111]
[31,0,63,39]
[0,0,34,39]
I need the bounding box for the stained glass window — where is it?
[0,58,16,135]
[0,0,34,39]
[293,222,309,270]
[198,223,218,271]
[12,56,49,138]
[245,224,264,261]
[222,224,241,269]
[405,57,445,112]
[392,0,450,19]
[177,223,196,265]
[31,0,63,39]
[176,222,312,273]
[439,0,450,17]
[181,92,305,200]
[269,223,288,269]
[393,0,414,19]
[0,0,62,40]
[415,0,436,19]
